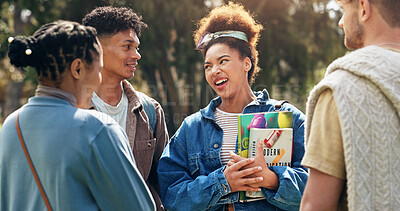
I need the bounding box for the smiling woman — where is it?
[157,2,309,211]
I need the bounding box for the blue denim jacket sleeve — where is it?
[158,122,234,211]
[260,106,308,211]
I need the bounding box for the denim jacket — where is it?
[158,90,308,211]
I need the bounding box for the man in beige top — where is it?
[301,0,400,210]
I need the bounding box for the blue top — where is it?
[158,89,308,211]
[0,97,155,211]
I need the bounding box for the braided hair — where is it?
[82,6,147,37]
[8,20,100,87]
[193,2,263,85]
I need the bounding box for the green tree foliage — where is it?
[0,0,345,134]
[130,0,207,131]
[236,0,346,108]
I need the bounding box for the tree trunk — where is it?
[4,81,23,118]
[4,3,24,120]
[158,59,181,134]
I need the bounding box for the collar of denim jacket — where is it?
[200,89,271,121]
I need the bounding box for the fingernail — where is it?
[258,177,263,181]
[258,166,262,170]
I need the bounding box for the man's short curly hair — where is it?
[193,2,263,85]
[82,6,147,37]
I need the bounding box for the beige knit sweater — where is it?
[305,46,400,211]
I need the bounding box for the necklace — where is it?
[375,43,400,53]
[375,43,400,47]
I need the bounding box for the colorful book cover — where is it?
[246,128,293,198]
[237,111,293,202]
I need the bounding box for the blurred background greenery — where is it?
[0,0,346,135]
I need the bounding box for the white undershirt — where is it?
[214,108,240,166]
[91,91,128,131]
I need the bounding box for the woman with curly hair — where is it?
[0,20,155,210]
[158,2,308,211]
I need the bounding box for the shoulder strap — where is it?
[15,111,53,211]
[137,92,157,137]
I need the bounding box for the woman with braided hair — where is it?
[0,20,155,210]
[158,2,308,210]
